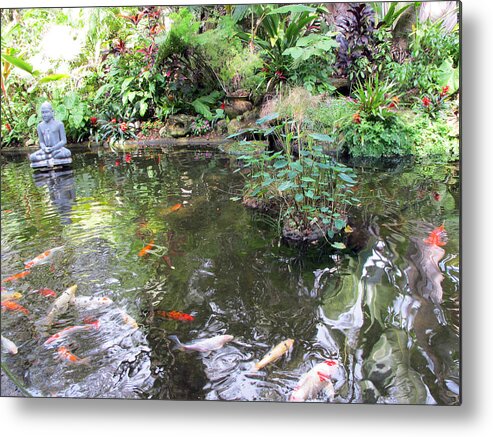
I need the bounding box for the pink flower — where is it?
[125,153,131,163]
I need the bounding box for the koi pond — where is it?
[1,147,460,404]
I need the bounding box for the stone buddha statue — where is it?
[30,102,72,169]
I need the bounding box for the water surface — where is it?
[1,148,460,404]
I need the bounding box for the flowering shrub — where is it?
[190,117,211,136]
[98,112,137,149]
[420,86,450,118]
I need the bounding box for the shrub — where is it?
[411,115,458,161]
[339,115,413,158]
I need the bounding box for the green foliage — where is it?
[339,115,414,158]
[237,113,359,243]
[351,75,400,120]
[386,19,459,96]
[411,115,458,161]
[237,3,335,94]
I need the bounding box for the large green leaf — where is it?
[191,99,212,119]
[38,73,70,84]
[256,112,279,125]
[438,57,459,94]
[1,53,39,76]
[309,133,333,143]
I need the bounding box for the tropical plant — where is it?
[338,115,414,158]
[232,113,359,246]
[385,18,459,96]
[234,3,333,93]
[98,107,137,149]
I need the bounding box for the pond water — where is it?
[1,147,460,404]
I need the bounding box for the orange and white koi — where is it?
[44,320,100,347]
[56,346,91,365]
[1,335,18,354]
[24,246,63,269]
[2,270,31,283]
[253,339,294,370]
[424,225,447,247]
[1,300,29,315]
[138,240,155,257]
[289,360,339,402]
[157,310,195,322]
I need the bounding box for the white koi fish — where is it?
[170,334,234,354]
[72,296,114,311]
[253,339,294,370]
[289,360,339,402]
[38,285,77,327]
[24,246,64,269]
[1,335,18,354]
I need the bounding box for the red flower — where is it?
[120,122,128,132]
[275,70,287,81]
[125,153,131,163]
[422,97,431,107]
[440,85,450,97]
[111,118,117,123]
[90,117,98,126]
[165,70,172,77]
[115,159,120,166]
[5,123,11,132]
[352,112,361,124]
[220,102,226,110]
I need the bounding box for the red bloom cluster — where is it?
[422,97,431,107]
[90,117,98,126]
[111,118,117,123]
[120,122,128,132]
[220,102,226,110]
[125,153,132,163]
[353,112,361,124]
[440,85,450,97]
[5,123,12,132]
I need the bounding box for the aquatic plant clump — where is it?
[237,140,359,247]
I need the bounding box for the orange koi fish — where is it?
[169,203,182,212]
[34,288,57,298]
[44,321,100,346]
[138,240,155,257]
[424,225,447,247]
[56,346,91,365]
[157,310,195,322]
[25,246,63,269]
[2,270,31,283]
[1,300,29,315]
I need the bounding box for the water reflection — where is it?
[33,168,75,225]
[0,150,459,404]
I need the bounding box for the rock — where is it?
[160,114,194,138]
[224,96,253,119]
